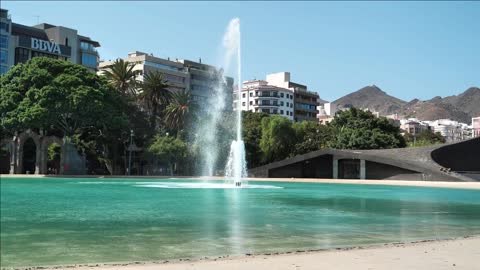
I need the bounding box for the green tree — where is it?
[242,111,269,168]
[0,57,129,173]
[148,135,188,175]
[101,58,139,96]
[138,71,172,129]
[292,121,334,156]
[404,130,446,147]
[164,89,199,132]
[329,108,406,149]
[0,57,128,136]
[259,115,296,163]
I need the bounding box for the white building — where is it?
[423,119,471,142]
[317,103,336,124]
[473,117,480,138]
[237,72,321,122]
[238,80,295,120]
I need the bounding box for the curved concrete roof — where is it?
[249,137,480,182]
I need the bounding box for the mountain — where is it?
[401,99,471,123]
[441,87,480,118]
[332,86,480,123]
[333,85,407,115]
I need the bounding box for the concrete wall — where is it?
[268,155,333,178]
[366,161,423,180]
[431,137,480,172]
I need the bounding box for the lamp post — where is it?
[128,130,134,176]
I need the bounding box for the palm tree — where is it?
[164,89,199,131]
[102,59,139,96]
[138,71,172,129]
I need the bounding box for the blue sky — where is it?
[3,1,479,101]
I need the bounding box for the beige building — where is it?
[1,8,100,74]
[99,52,233,104]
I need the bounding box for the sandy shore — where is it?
[13,237,477,270]
[2,174,480,190]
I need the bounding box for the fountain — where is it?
[196,18,247,186]
[223,18,247,187]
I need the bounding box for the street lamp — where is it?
[128,130,134,176]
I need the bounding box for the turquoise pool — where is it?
[1,178,480,267]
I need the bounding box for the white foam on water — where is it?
[133,182,283,189]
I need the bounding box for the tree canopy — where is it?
[404,130,446,147]
[329,108,406,149]
[292,121,334,155]
[259,115,296,163]
[0,57,128,137]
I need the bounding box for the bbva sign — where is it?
[31,38,62,55]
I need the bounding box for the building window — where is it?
[280,93,284,98]
[281,101,284,106]
[80,41,96,52]
[262,109,270,113]
[290,111,293,116]
[15,48,30,64]
[0,65,7,74]
[273,109,278,114]
[273,100,278,106]
[249,101,253,105]
[255,100,258,105]
[280,110,284,115]
[261,100,270,105]
[0,50,7,64]
[81,53,97,67]
[164,73,185,84]
[0,22,9,32]
[242,93,246,98]
[0,35,8,49]
[290,103,293,108]
[144,61,180,71]
[273,91,278,97]
[32,51,58,59]
[242,102,246,106]
[249,92,253,97]
[255,91,259,96]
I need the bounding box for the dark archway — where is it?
[46,143,61,174]
[338,159,360,179]
[22,138,37,174]
[0,145,10,174]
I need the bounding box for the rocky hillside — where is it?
[333,85,407,115]
[333,86,480,123]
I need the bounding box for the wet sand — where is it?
[9,237,478,270]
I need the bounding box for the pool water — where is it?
[1,178,480,267]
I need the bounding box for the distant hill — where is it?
[333,85,406,115]
[440,87,480,118]
[332,86,480,123]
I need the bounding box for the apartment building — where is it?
[0,8,100,74]
[99,52,234,104]
[238,72,320,122]
[239,80,295,120]
[266,72,320,122]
